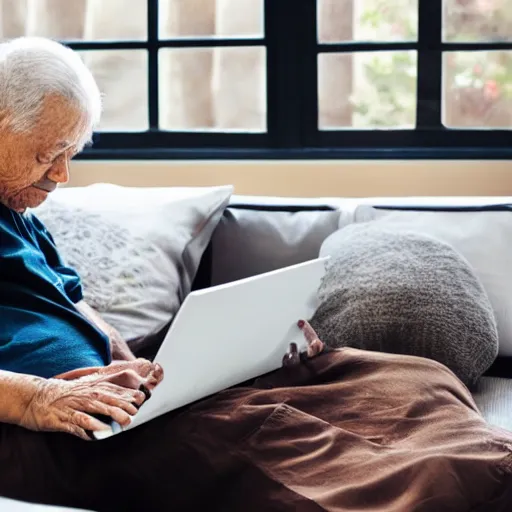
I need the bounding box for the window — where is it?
[1,0,511,159]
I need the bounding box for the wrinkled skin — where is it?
[0,94,87,212]
[19,359,164,441]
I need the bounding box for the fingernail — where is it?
[297,320,305,329]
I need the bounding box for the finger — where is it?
[95,359,152,379]
[132,389,147,407]
[298,320,325,356]
[139,377,159,394]
[143,367,164,391]
[298,319,321,344]
[86,385,145,412]
[307,339,325,358]
[139,383,152,401]
[81,400,133,427]
[62,421,95,441]
[68,389,138,424]
[104,369,145,390]
[104,406,132,427]
[152,363,164,384]
[131,358,155,378]
[102,381,147,402]
[70,409,111,433]
[54,366,103,380]
[144,377,158,392]
[282,343,301,367]
[96,392,141,416]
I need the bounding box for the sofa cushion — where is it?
[352,204,512,357]
[209,195,512,287]
[210,202,342,286]
[34,184,233,351]
[310,221,499,388]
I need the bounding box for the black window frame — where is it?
[64,0,512,161]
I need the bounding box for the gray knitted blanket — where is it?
[310,223,498,388]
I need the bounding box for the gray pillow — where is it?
[310,222,499,388]
[211,206,341,286]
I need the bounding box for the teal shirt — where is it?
[0,204,111,378]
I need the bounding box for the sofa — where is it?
[202,192,512,432]
[3,184,512,511]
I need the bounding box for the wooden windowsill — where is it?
[68,159,512,198]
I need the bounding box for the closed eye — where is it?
[37,147,76,165]
[36,154,58,165]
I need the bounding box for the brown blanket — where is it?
[1,348,512,512]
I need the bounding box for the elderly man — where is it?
[0,36,167,440]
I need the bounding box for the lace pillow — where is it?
[34,184,233,348]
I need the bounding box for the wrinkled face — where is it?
[0,94,89,213]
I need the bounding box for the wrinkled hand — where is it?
[20,359,163,440]
[282,319,325,367]
[56,358,163,394]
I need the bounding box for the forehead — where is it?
[33,94,90,150]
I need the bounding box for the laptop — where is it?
[94,256,329,440]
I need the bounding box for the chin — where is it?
[27,199,48,211]
[12,194,48,213]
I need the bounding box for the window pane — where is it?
[443,0,512,42]
[318,51,417,129]
[443,51,512,129]
[79,50,148,132]
[0,0,147,41]
[158,0,264,39]
[318,0,418,43]
[159,47,266,132]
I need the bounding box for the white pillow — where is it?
[352,205,512,356]
[34,184,233,344]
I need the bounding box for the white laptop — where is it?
[94,256,329,440]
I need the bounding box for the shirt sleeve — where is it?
[29,214,84,304]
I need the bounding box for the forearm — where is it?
[0,370,42,426]
[75,301,135,361]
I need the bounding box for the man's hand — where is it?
[55,358,163,394]
[18,367,157,440]
[75,300,135,361]
[17,359,165,440]
[282,319,325,367]
[253,320,326,390]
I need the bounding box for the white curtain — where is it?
[0,0,354,132]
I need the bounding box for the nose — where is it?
[46,153,70,185]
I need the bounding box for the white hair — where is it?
[0,37,102,146]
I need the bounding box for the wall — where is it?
[68,160,512,198]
